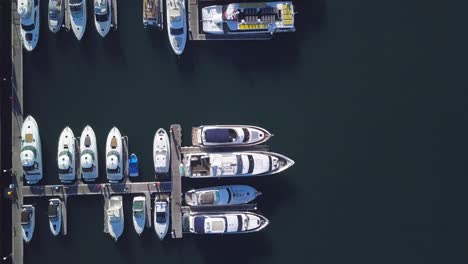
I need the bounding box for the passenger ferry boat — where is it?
[201,1,295,35]
[143,0,163,30]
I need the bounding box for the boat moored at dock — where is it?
[183,151,294,178]
[57,127,76,183]
[187,212,269,234]
[80,126,99,182]
[21,205,35,242]
[154,128,170,174]
[154,198,169,240]
[48,0,65,33]
[69,0,87,40]
[17,0,40,51]
[192,125,271,147]
[132,196,146,235]
[48,199,62,236]
[166,0,187,55]
[201,1,295,36]
[185,185,260,206]
[21,116,43,184]
[94,0,112,37]
[107,196,124,241]
[143,0,163,30]
[106,127,124,183]
[129,153,139,177]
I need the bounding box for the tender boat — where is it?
[94,0,112,37]
[106,127,124,183]
[185,185,261,206]
[48,0,65,33]
[183,151,294,178]
[21,116,43,184]
[80,126,99,182]
[48,198,62,236]
[187,212,269,234]
[18,0,40,51]
[58,127,76,183]
[192,125,271,147]
[69,0,87,40]
[132,196,146,235]
[153,128,170,174]
[21,205,35,242]
[129,153,139,177]
[166,0,187,55]
[154,198,169,240]
[201,2,295,36]
[107,196,124,241]
[143,0,163,30]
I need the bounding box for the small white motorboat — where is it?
[166,0,187,55]
[94,0,112,37]
[188,212,269,234]
[106,127,124,183]
[69,0,87,40]
[48,198,62,236]
[132,196,146,235]
[154,198,169,240]
[192,125,272,147]
[80,126,99,182]
[21,116,43,184]
[48,0,65,33]
[58,127,76,183]
[153,128,170,174]
[107,196,124,241]
[21,205,35,242]
[18,0,40,51]
[185,185,261,206]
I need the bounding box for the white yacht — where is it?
[185,185,260,206]
[17,0,40,51]
[48,0,65,33]
[106,127,124,183]
[58,127,76,183]
[187,212,269,234]
[21,205,35,242]
[153,128,170,174]
[166,0,187,55]
[132,196,146,235]
[107,196,124,241]
[48,199,62,236]
[69,0,87,40]
[80,126,99,182]
[201,2,295,35]
[192,125,271,147]
[154,198,169,240]
[183,151,294,178]
[94,0,112,37]
[143,0,163,30]
[21,116,43,184]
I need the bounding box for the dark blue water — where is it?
[21,0,468,263]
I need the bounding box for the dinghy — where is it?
[80,126,99,182]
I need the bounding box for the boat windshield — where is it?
[69,1,83,17]
[21,22,35,32]
[95,13,108,22]
[156,211,166,223]
[48,204,59,218]
[132,201,144,212]
[21,210,31,225]
[170,27,184,35]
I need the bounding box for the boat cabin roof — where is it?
[48,203,59,218]
[198,191,218,205]
[21,210,31,224]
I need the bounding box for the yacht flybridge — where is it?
[106,127,124,183]
[183,151,294,178]
[21,116,43,184]
[187,212,269,234]
[201,1,295,35]
[94,0,112,37]
[166,0,187,55]
[57,127,76,183]
[17,0,40,51]
[48,0,65,33]
[69,0,87,40]
[192,125,271,147]
[80,126,99,182]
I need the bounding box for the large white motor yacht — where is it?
[185,185,260,206]
[107,196,124,241]
[153,128,170,174]
[21,116,43,184]
[166,0,187,55]
[17,0,40,51]
[192,125,271,147]
[48,199,62,236]
[69,0,87,40]
[58,127,76,183]
[48,0,65,33]
[106,127,124,183]
[21,205,35,242]
[187,212,269,234]
[80,126,99,182]
[94,0,112,37]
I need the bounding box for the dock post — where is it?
[111,0,118,31]
[170,125,183,238]
[61,195,68,235]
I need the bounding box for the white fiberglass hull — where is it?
[49,199,62,236]
[80,126,99,181]
[108,196,124,241]
[185,185,260,206]
[166,0,187,55]
[94,0,112,37]
[21,115,43,184]
[69,0,87,40]
[18,0,40,51]
[106,127,124,182]
[153,128,170,174]
[154,200,169,240]
[58,127,76,183]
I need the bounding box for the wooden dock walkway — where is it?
[170,125,183,238]
[64,0,70,31]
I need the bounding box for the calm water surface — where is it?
[21,0,468,263]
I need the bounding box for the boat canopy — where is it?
[194,216,206,233]
[204,129,237,143]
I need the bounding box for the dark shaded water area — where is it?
[20,0,468,263]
